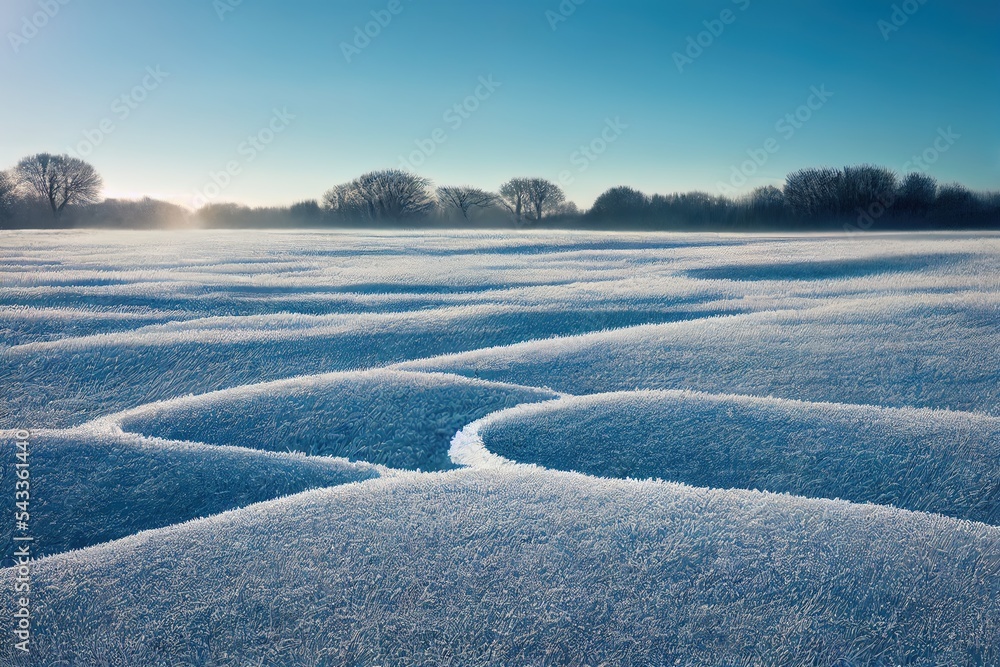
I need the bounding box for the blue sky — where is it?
[1,0,997,209]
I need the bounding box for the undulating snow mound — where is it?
[9,469,998,667]
[402,293,1000,415]
[113,370,559,471]
[0,429,380,558]
[0,305,190,346]
[2,231,998,666]
[683,252,969,282]
[477,391,1000,524]
[6,232,993,429]
[1,305,717,429]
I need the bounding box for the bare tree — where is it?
[436,186,496,220]
[934,183,980,220]
[525,178,565,222]
[0,171,16,221]
[498,178,532,223]
[896,173,937,216]
[322,182,368,220]
[15,153,103,219]
[589,186,649,220]
[550,200,579,217]
[783,167,841,219]
[289,200,323,222]
[323,170,434,222]
[498,178,566,224]
[746,185,785,209]
[727,185,788,227]
[837,164,898,214]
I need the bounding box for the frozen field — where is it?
[1,230,999,666]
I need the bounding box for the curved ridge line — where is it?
[475,388,1000,424]
[5,298,725,354]
[393,308,802,371]
[448,399,568,470]
[4,426,394,478]
[448,388,1000,497]
[87,369,562,437]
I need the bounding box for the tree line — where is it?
[2,154,997,231]
[587,165,999,231]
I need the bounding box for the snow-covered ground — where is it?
[1,230,998,666]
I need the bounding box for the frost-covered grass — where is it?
[1,230,998,666]
[403,293,1000,415]
[0,305,189,345]
[478,391,1000,524]
[5,232,997,429]
[2,304,718,428]
[0,429,380,558]
[9,469,999,667]
[113,370,557,471]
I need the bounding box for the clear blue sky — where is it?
[1,0,997,209]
